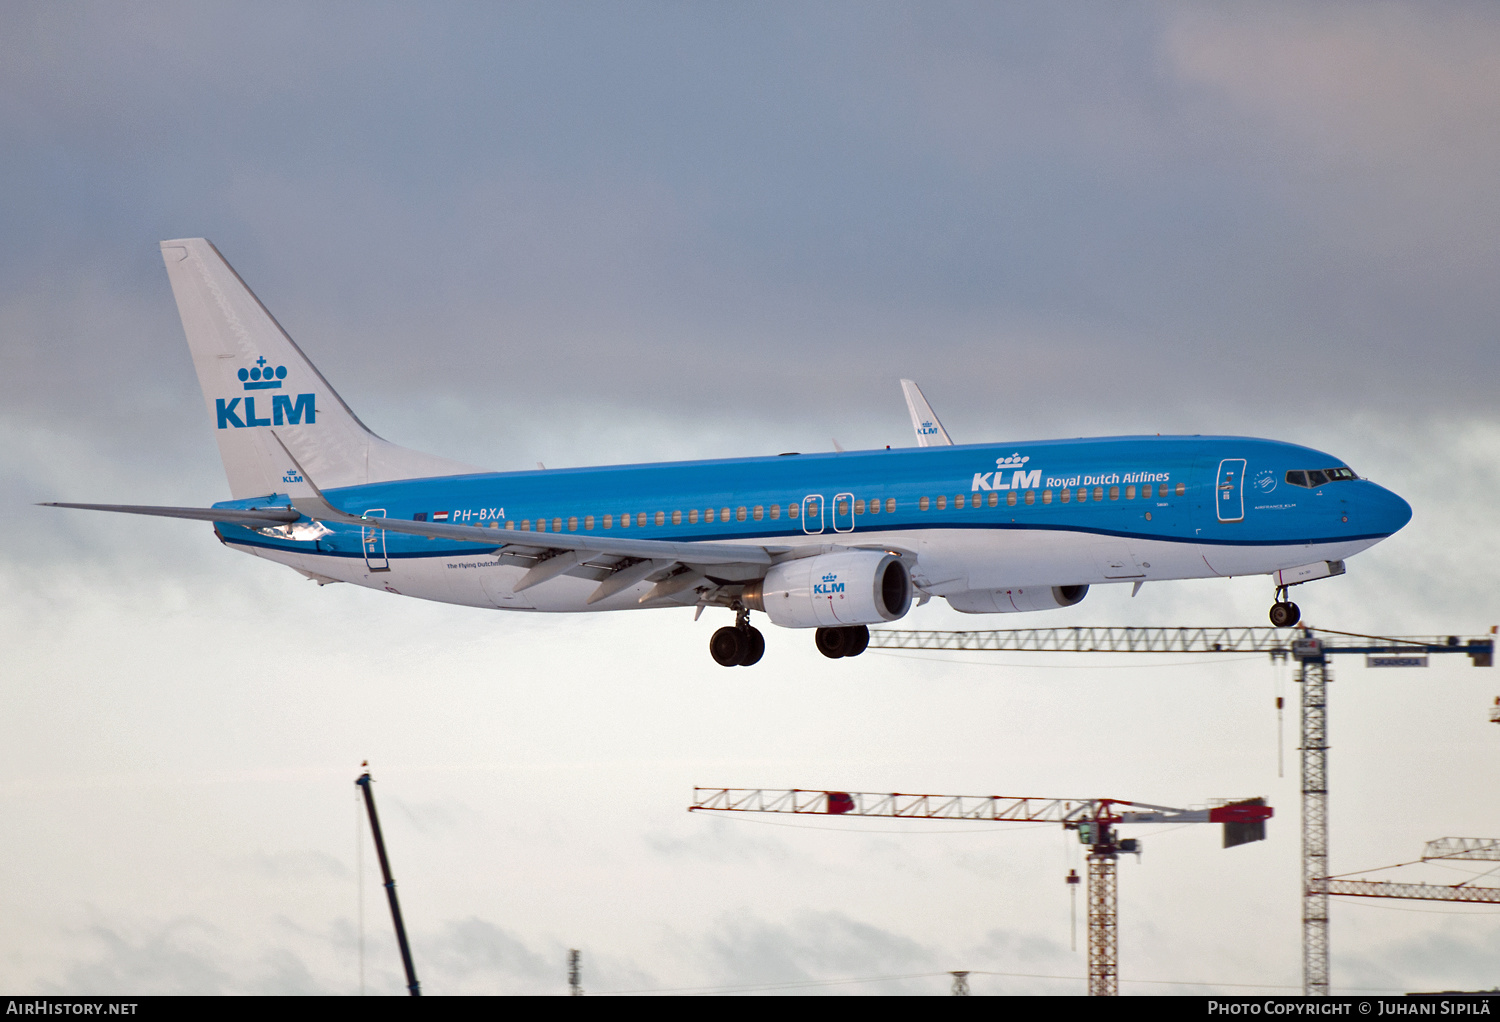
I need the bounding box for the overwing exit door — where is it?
[363,508,390,571]
[801,494,824,535]
[832,492,855,532]
[1216,460,1246,522]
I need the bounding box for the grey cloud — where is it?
[1337,914,1500,994]
[698,910,940,992]
[421,916,555,995]
[55,918,232,995]
[645,814,791,865]
[2,2,1497,444]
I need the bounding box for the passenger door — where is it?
[362,508,390,571]
[1215,459,1246,523]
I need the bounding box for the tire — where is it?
[815,627,846,659]
[1269,601,1301,628]
[842,625,870,657]
[738,626,766,666]
[711,626,746,666]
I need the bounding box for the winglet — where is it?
[900,380,953,446]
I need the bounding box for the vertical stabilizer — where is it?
[159,239,483,498]
[900,379,953,447]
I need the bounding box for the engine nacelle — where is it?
[945,585,1089,614]
[745,550,912,628]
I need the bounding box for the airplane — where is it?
[45,239,1413,666]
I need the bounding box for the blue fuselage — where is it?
[215,434,1412,567]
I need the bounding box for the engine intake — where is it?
[745,550,912,628]
[945,585,1089,614]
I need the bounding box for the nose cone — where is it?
[1365,482,1413,537]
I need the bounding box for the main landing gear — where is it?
[711,606,765,667]
[815,625,870,659]
[1269,586,1301,628]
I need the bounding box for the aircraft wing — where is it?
[900,379,953,446]
[296,493,776,567]
[41,502,301,527]
[271,433,780,603]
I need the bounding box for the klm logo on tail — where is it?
[217,357,315,429]
[238,356,286,390]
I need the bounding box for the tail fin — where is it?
[899,379,953,447]
[160,239,482,498]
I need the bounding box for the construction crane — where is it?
[869,624,1494,996]
[356,768,421,997]
[689,787,1272,996]
[1322,837,1500,905]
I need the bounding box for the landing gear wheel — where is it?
[815,626,869,659]
[815,627,848,659]
[1269,601,1301,628]
[738,626,765,666]
[710,626,747,666]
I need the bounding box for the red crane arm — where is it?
[690,788,1272,827]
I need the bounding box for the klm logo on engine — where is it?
[814,572,845,595]
[216,356,315,429]
[972,452,1040,492]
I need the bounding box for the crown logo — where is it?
[822,573,838,583]
[239,356,287,391]
[996,452,1030,470]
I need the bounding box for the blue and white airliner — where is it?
[46,239,1412,666]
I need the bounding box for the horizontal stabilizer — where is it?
[41,502,300,527]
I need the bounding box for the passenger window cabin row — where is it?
[470,482,1185,534]
[920,481,1184,511]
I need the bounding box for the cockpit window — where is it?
[1286,467,1358,488]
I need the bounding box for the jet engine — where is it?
[745,550,912,628]
[945,585,1089,614]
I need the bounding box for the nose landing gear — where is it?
[1269,586,1301,628]
[710,606,765,667]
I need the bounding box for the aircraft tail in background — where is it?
[159,238,482,499]
[900,379,952,447]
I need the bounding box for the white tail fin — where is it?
[899,379,953,447]
[160,239,483,498]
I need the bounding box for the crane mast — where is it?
[690,788,1270,996]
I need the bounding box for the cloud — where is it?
[4,3,1500,1001]
[698,910,939,991]
[55,918,233,995]
[421,917,555,995]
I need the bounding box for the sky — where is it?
[3,0,1499,996]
